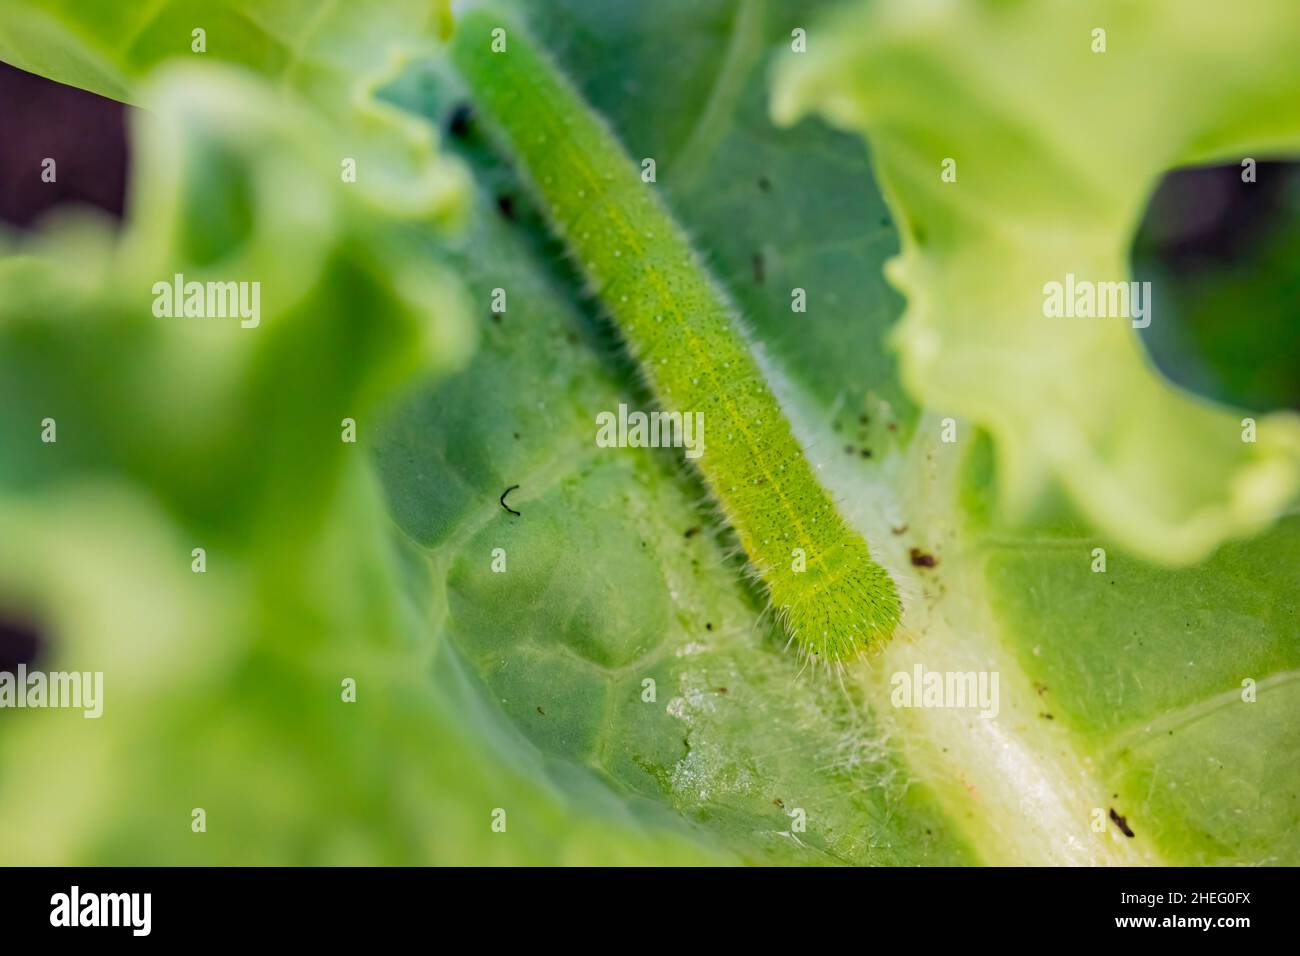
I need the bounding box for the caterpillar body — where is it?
[452,11,900,660]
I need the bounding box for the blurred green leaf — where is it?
[0,62,713,865]
[0,0,466,220]
[772,0,1300,565]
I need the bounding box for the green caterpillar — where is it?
[451,11,900,660]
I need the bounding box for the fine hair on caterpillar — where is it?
[452,10,902,660]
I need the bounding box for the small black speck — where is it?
[705,622,713,631]
[536,706,545,716]
[496,194,516,220]
[684,526,701,539]
[860,448,873,459]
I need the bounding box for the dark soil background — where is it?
[0,61,128,227]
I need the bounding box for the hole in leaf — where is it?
[1132,160,1300,411]
[0,611,47,672]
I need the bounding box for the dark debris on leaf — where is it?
[909,548,938,568]
[1109,808,1135,838]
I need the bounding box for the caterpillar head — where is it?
[775,546,902,662]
